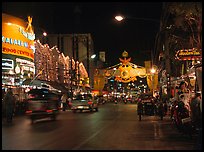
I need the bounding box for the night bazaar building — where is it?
[2,13,35,87]
[34,40,89,90]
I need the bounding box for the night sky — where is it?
[2,2,163,67]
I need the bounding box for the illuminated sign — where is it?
[19,27,35,40]
[2,36,29,48]
[175,48,201,60]
[2,59,14,69]
[2,47,34,60]
[2,14,35,61]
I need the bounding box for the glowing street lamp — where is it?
[115,15,124,22]
[43,32,47,37]
[150,67,156,96]
[90,54,96,59]
[150,68,156,74]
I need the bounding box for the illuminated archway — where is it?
[104,51,147,83]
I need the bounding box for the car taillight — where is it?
[46,109,53,113]
[88,101,93,105]
[28,94,35,98]
[26,110,32,114]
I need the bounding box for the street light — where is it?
[34,27,47,44]
[114,15,160,23]
[150,67,156,97]
[115,15,124,22]
[90,54,96,59]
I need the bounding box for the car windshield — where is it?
[27,89,58,100]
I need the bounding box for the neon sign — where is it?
[19,27,35,41]
[2,36,29,48]
[2,59,14,69]
[175,48,201,60]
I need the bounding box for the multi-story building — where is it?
[2,13,35,88]
[34,40,89,93]
[39,33,95,88]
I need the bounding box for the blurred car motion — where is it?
[25,88,61,123]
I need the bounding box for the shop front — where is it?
[2,13,35,97]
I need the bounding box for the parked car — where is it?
[71,94,98,113]
[25,88,60,123]
[138,93,155,116]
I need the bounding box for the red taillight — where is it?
[46,109,53,113]
[28,94,35,98]
[26,110,32,114]
[88,101,93,105]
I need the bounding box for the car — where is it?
[138,93,155,115]
[70,94,98,113]
[25,88,60,123]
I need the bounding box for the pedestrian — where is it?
[137,100,143,121]
[3,88,16,123]
[61,92,68,111]
[67,96,72,109]
[176,81,191,113]
[190,92,201,129]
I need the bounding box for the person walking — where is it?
[137,100,143,121]
[3,88,16,123]
[190,92,201,129]
[61,92,68,111]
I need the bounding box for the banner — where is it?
[144,60,152,74]
[99,51,105,62]
[94,69,106,91]
[147,74,158,91]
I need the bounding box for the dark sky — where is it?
[2,2,163,67]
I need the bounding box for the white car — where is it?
[71,94,98,113]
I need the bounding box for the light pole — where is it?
[150,67,156,96]
[34,27,47,44]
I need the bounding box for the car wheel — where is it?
[95,108,98,112]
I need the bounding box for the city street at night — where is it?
[2,2,202,151]
[2,103,200,150]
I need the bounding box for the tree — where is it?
[168,2,202,54]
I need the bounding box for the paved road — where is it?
[2,103,201,150]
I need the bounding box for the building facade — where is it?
[39,33,95,88]
[34,40,89,93]
[2,13,35,88]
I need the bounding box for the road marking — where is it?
[71,123,111,150]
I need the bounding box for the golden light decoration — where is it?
[105,51,147,83]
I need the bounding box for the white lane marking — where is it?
[71,123,111,150]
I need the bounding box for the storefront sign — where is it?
[2,59,14,69]
[2,47,34,60]
[19,27,35,40]
[2,14,35,61]
[175,48,201,60]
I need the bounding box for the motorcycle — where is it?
[171,101,193,137]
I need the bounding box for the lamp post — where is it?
[150,67,156,96]
[34,27,47,44]
[115,15,160,95]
